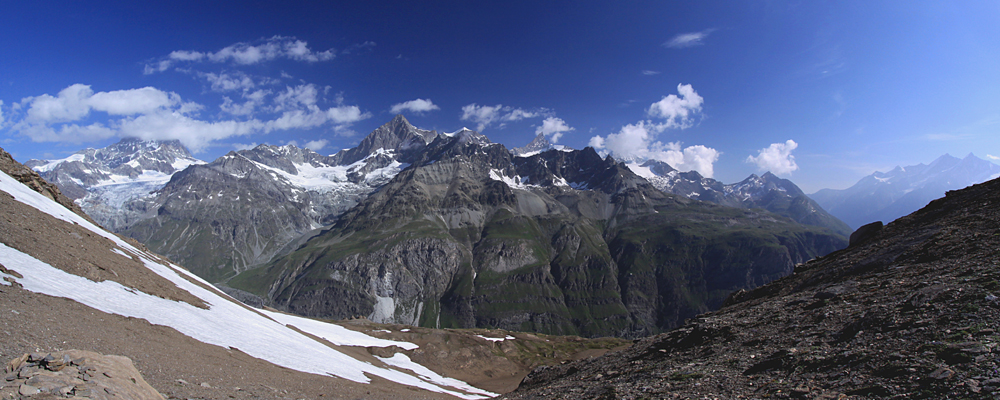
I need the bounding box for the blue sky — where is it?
[1,1,998,192]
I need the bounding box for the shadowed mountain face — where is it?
[501,176,1000,399]
[811,153,1000,229]
[231,132,846,338]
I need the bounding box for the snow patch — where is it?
[376,353,497,398]
[475,335,516,342]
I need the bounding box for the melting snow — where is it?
[376,353,497,398]
[475,335,516,342]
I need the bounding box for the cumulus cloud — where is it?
[646,83,704,129]
[145,36,336,74]
[588,84,716,176]
[589,121,719,177]
[390,98,440,114]
[536,116,573,143]
[664,29,715,49]
[460,103,545,131]
[746,140,799,175]
[8,83,370,152]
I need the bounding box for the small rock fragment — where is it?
[929,367,955,380]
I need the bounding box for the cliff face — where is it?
[231,134,846,338]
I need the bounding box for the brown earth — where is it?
[502,178,1000,399]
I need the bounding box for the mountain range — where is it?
[27,115,850,338]
[5,137,999,398]
[811,153,1000,229]
[226,118,846,338]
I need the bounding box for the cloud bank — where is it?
[390,98,440,115]
[589,84,718,177]
[8,83,369,152]
[747,140,799,175]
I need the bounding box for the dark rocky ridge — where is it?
[502,176,1000,399]
[231,133,846,339]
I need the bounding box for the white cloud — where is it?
[220,90,268,116]
[0,100,5,127]
[233,142,259,151]
[17,84,182,126]
[145,36,336,73]
[8,83,370,153]
[273,84,320,111]
[169,50,205,61]
[200,71,256,92]
[746,140,799,175]
[535,117,574,143]
[589,121,719,177]
[588,84,716,176]
[664,29,715,49]
[987,154,999,161]
[642,70,661,76]
[502,109,539,122]
[460,103,545,131]
[304,139,329,151]
[647,83,704,129]
[389,98,440,114]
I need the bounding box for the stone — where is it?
[200,382,212,388]
[18,383,40,396]
[929,367,955,380]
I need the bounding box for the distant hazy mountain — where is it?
[627,160,852,237]
[810,153,1000,229]
[25,138,205,230]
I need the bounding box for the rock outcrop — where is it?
[2,350,162,399]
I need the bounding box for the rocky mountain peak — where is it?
[331,114,437,165]
[511,133,554,156]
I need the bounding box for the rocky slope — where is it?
[629,160,852,237]
[118,115,435,282]
[231,131,846,339]
[811,152,1000,229]
[25,138,205,231]
[502,175,1000,399]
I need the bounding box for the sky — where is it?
[1,1,998,193]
